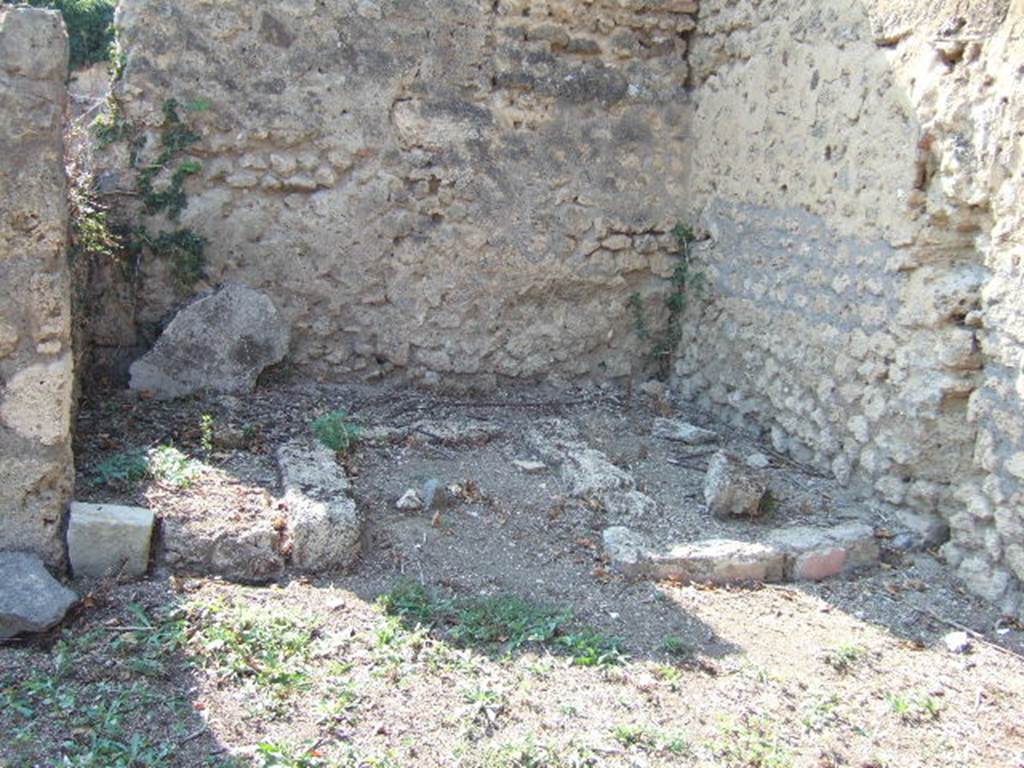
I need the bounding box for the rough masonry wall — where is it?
[675,0,1024,615]
[0,7,74,567]
[103,0,699,385]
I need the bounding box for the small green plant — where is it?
[311,410,363,454]
[628,222,706,379]
[92,96,131,148]
[255,741,330,768]
[463,685,507,732]
[611,724,657,749]
[661,635,694,658]
[199,413,215,456]
[713,717,792,768]
[823,642,867,674]
[887,692,941,724]
[801,693,842,734]
[94,449,149,487]
[377,580,436,624]
[147,445,201,488]
[25,0,117,69]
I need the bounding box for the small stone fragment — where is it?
[601,489,657,521]
[512,459,547,474]
[422,478,445,510]
[889,509,951,551]
[396,489,422,510]
[703,451,766,518]
[602,526,650,576]
[0,552,78,639]
[942,630,972,654]
[67,502,155,580]
[745,452,771,470]
[562,448,634,497]
[653,418,718,445]
[638,379,667,399]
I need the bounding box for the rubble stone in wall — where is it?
[0,7,73,567]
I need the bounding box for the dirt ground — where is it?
[2,381,1023,768]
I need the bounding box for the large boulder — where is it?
[0,552,78,639]
[129,284,289,399]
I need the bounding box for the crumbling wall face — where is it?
[677,0,969,511]
[0,7,74,567]
[103,0,699,385]
[678,0,1024,615]
[868,0,1024,614]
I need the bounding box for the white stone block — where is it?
[68,502,154,579]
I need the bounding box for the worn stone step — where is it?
[604,520,880,585]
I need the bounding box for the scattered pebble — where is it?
[745,452,770,469]
[943,630,973,654]
[513,459,547,474]
[396,489,422,511]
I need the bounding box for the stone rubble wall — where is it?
[0,7,74,567]
[677,0,1024,615]
[100,0,700,385]
[91,0,1024,614]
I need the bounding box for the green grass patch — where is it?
[93,445,201,489]
[183,598,318,693]
[378,582,624,666]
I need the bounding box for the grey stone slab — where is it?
[68,502,154,580]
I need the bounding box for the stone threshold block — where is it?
[603,527,785,584]
[68,502,155,580]
[277,439,363,571]
[604,520,881,585]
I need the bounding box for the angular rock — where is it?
[889,509,950,551]
[562,447,634,498]
[422,478,445,510]
[703,451,767,518]
[745,452,771,470]
[0,552,77,639]
[396,489,422,510]
[129,284,289,399]
[67,502,154,580]
[943,630,972,654]
[602,526,650,577]
[277,440,362,571]
[601,489,657,521]
[653,418,718,445]
[768,522,879,581]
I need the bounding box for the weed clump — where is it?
[378,581,624,666]
[311,410,362,454]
